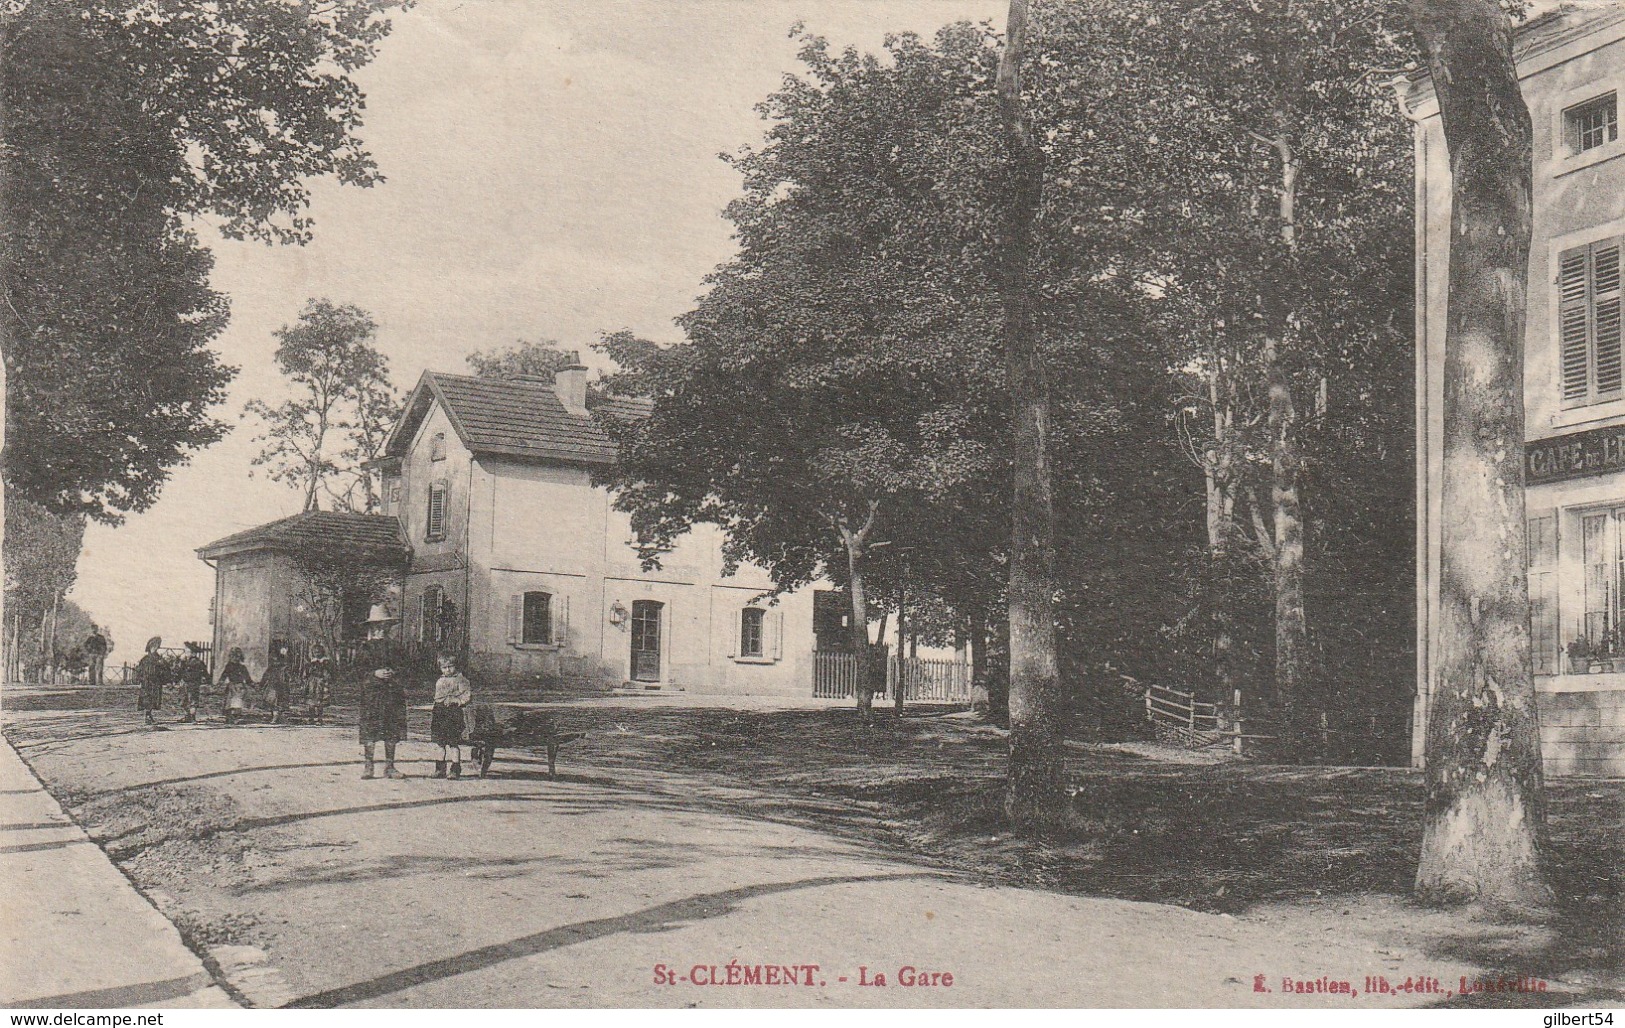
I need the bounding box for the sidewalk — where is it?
[0,735,235,1009]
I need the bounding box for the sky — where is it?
[71,0,1006,656]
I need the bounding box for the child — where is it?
[262,642,293,724]
[217,647,252,724]
[176,642,209,724]
[359,660,408,780]
[430,653,472,779]
[134,637,166,725]
[303,644,333,724]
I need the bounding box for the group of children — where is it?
[130,641,476,782]
[132,638,333,725]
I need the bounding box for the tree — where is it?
[1,487,85,677]
[1031,0,1420,757]
[1409,0,1549,910]
[246,299,399,513]
[1,0,409,524]
[996,0,1066,821]
[467,339,579,381]
[598,26,1015,718]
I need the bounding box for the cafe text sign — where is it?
[1526,424,1625,485]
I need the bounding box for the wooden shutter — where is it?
[426,483,446,540]
[507,593,522,645]
[1560,245,1591,403]
[770,610,784,660]
[552,595,570,647]
[1596,241,1623,395]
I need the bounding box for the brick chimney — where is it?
[553,352,588,416]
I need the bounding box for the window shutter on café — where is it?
[1595,241,1622,395]
[1561,245,1590,403]
[507,594,522,645]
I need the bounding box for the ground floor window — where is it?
[740,607,764,657]
[523,591,552,645]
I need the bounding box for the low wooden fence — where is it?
[1144,683,1244,753]
[813,651,865,699]
[813,650,973,704]
[888,655,973,703]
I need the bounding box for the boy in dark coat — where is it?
[359,658,408,780]
[176,643,209,723]
[262,642,294,724]
[134,637,166,725]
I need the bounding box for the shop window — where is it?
[1528,515,1558,674]
[1577,508,1625,667]
[1559,238,1624,408]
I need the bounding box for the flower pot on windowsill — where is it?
[1569,656,1591,674]
[1590,661,1609,674]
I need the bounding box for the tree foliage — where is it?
[246,299,400,513]
[467,339,580,381]
[0,0,409,524]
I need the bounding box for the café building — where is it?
[1407,5,1625,775]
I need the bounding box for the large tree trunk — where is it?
[1266,336,1308,757]
[1411,0,1549,910]
[840,502,881,717]
[997,0,1065,824]
[1262,130,1309,760]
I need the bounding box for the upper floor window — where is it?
[1558,237,1623,407]
[1565,92,1618,155]
[740,608,765,657]
[522,591,552,645]
[430,432,447,461]
[425,480,448,541]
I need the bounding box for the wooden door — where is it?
[630,600,662,682]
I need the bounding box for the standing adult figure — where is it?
[83,626,109,687]
[134,637,166,725]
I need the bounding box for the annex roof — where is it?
[196,510,410,562]
[383,371,646,467]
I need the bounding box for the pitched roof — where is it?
[1403,4,1625,104]
[197,511,410,562]
[386,371,646,467]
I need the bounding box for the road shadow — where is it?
[285,870,949,1007]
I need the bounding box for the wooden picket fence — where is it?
[813,650,973,704]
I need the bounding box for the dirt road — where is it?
[2,687,1611,1008]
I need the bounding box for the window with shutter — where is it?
[1559,239,1625,407]
[426,481,447,541]
[421,586,443,645]
[740,608,764,657]
[522,591,552,645]
[1527,515,1559,675]
[430,432,447,461]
